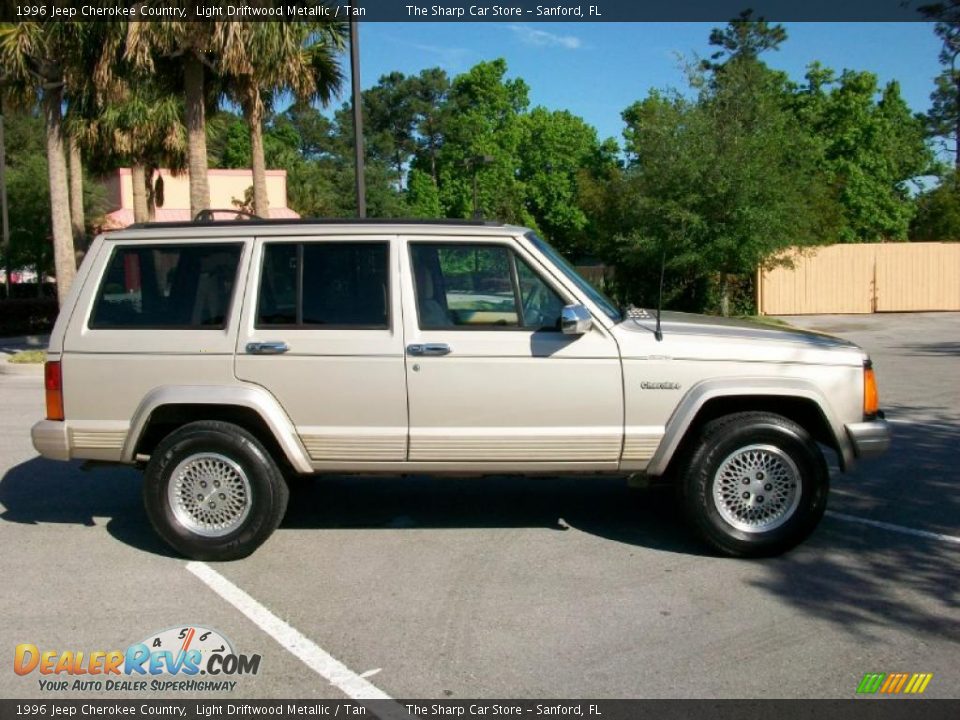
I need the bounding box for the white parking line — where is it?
[186,561,394,701]
[825,511,960,546]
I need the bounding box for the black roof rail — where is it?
[193,209,262,222]
[126,217,507,230]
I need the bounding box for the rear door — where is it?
[235,235,408,467]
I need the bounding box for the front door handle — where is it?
[246,341,289,355]
[407,343,452,356]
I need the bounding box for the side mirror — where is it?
[561,304,593,335]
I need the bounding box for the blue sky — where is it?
[351,22,942,144]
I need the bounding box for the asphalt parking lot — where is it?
[0,312,957,700]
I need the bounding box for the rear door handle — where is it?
[407,343,452,356]
[246,341,289,355]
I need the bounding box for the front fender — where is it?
[645,376,853,476]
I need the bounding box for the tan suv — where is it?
[31,219,889,560]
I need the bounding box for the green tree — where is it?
[797,68,931,241]
[226,21,345,217]
[613,24,833,315]
[411,68,451,185]
[406,168,441,218]
[126,16,259,218]
[1,113,105,291]
[911,170,960,239]
[518,108,602,255]
[923,11,960,167]
[433,59,532,223]
[364,71,420,188]
[0,22,96,304]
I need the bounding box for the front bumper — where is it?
[31,419,71,461]
[845,416,891,460]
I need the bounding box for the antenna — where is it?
[654,247,665,342]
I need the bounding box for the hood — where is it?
[620,309,858,349]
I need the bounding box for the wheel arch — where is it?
[646,378,852,478]
[123,385,313,474]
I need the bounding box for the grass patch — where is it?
[8,349,46,364]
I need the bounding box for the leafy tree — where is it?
[796,68,931,241]
[911,170,960,239]
[126,17,258,218]
[432,59,532,224]
[1,113,105,291]
[406,168,441,218]
[225,21,345,216]
[704,9,787,67]
[364,71,420,188]
[0,22,97,304]
[518,108,601,255]
[612,24,834,315]
[921,6,960,167]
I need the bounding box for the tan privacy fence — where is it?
[759,242,960,315]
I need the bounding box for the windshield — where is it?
[525,233,622,323]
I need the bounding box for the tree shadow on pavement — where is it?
[750,409,960,643]
[0,457,178,557]
[895,341,960,357]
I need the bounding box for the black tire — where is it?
[143,421,289,561]
[680,411,828,558]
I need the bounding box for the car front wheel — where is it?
[681,411,829,557]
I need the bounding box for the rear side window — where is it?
[90,244,242,329]
[257,242,389,328]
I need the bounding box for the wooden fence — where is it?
[758,242,960,315]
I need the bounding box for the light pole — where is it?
[349,9,366,219]
[468,155,494,219]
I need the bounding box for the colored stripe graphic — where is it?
[857,672,933,695]
[904,674,934,694]
[857,673,886,694]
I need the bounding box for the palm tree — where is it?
[231,22,346,217]
[80,88,187,224]
[126,16,253,220]
[0,22,92,306]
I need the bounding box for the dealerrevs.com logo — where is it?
[14,625,261,693]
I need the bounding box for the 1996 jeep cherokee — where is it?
[31,219,890,560]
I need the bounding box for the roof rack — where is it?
[192,208,261,222]
[126,216,506,230]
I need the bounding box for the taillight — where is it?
[863,362,879,418]
[44,361,64,421]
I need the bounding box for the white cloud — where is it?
[507,24,582,50]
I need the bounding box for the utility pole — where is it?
[349,10,366,218]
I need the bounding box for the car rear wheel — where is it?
[143,421,289,561]
[680,411,828,557]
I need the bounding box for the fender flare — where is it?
[645,376,853,476]
[122,384,313,474]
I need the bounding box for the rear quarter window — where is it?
[89,243,243,329]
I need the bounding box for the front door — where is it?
[235,235,408,467]
[400,235,623,470]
